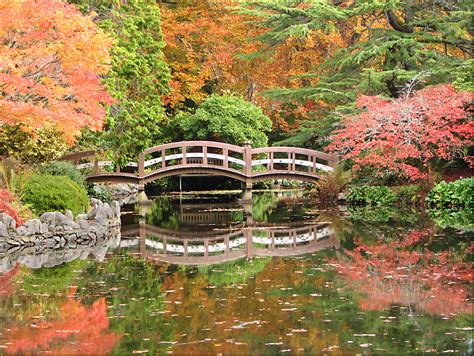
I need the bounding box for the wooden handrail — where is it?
[58,140,339,185]
[144,140,245,155]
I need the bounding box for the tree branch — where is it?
[385,10,413,33]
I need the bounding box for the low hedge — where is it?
[346,186,396,206]
[427,178,473,209]
[22,174,89,216]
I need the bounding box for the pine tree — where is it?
[241,0,473,147]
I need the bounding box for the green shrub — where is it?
[346,185,396,206]
[39,161,86,187]
[22,174,89,216]
[426,178,473,208]
[392,185,422,206]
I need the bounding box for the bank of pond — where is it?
[0,190,472,354]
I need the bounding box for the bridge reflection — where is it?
[120,222,339,265]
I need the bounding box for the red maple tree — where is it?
[328,84,474,180]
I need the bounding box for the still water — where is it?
[1,191,472,354]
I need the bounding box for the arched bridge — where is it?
[59,141,337,187]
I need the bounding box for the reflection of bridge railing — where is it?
[120,222,339,265]
[59,141,338,186]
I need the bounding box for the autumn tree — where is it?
[0,0,114,143]
[161,0,344,136]
[242,1,473,147]
[71,0,171,163]
[327,84,473,181]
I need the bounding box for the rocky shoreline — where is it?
[0,199,121,251]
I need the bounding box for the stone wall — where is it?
[0,199,121,250]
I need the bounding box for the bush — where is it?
[39,161,86,187]
[86,184,112,203]
[392,185,422,206]
[317,167,352,207]
[175,94,272,147]
[346,185,396,206]
[426,178,473,209]
[22,174,89,216]
[0,124,68,164]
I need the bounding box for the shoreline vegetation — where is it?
[0,0,472,243]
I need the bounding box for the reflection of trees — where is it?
[428,207,474,231]
[2,291,120,354]
[333,229,473,316]
[79,254,176,354]
[252,191,307,223]
[0,264,20,297]
[146,197,180,229]
[197,257,271,286]
[20,259,87,295]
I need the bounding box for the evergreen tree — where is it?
[71,0,171,163]
[241,0,473,147]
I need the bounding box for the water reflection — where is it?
[121,221,338,265]
[0,191,472,354]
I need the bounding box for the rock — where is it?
[6,238,21,246]
[76,214,88,221]
[5,198,121,248]
[65,210,74,222]
[0,213,16,231]
[40,212,56,223]
[0,222,9,238]
[54,212,68,225]
[22,219,43,235]
[337,192,346,201]
[103,203,113,218]
[77,219,90,230]
[94,206,109,226]
[110,201,120,218]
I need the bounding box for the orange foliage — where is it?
[0,189,23,225]
[0,0,114,143]
[334,230,473,316]
[161,1,346,129]
[3,292,120,354]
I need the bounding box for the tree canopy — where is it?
[0,0,114,143]
[175,94,272,148]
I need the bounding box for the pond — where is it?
[0,190,472,354]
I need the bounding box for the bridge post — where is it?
[243,141,253,201]
[138,153,145,192]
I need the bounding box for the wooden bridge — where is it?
[59,141,337,188]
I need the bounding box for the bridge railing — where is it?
[58,141,338,182]
[139,140,248,177]
[251,146,337,175]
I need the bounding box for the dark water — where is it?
[0,190,472,354]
